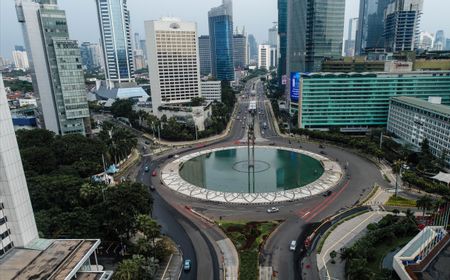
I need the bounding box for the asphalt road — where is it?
[111,76,388,280]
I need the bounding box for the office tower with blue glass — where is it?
[16,0,90,135]
[287,0,345,77]
[355,0,392,55]
[208,0,234,81]
[247,34,258,63]
[199,35,212,76]
[384,0,423,52]
[277,0,287,86]
[96,0,135,87]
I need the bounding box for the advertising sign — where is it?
[290,72,300,102]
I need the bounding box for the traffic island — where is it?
[217,221,280,280]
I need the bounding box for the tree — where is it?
[16,129,55,149]
[98,123,137,164]
[111,99,134,119]
[330,250,337,264]
[416,195,434,216]
[190,96,205,106]
[114,255,158,280]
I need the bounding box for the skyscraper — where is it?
[344,18,359,56]
[199,35,212,76]
[418,31,434,50]
[80,42,104,71]
[16,0,90,135]
[12,48,29,70]
[96,0,134,87]
[145,18,201,116]
[0,72,39,253]
[287,0,345,73]
[277,0,287,86]
[233,31,248,69]
[355,0,392,55]
[208,0,234,81]
[268,23,278,47]
[434,30,445,51]
[247,34,258,63]
[384,0,423,52]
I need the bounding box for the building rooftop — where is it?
[391,96,450,117]
[0,239,101,280]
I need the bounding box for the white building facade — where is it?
[201,80,222,102]
[258,44,277,70]
[0,73,39,256]
[12,50,29,70]
[145,18,201,117]
[387,96,450,165]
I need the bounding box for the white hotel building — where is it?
[145,18,201,116]
[387,96,450,165]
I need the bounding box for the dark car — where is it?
[323,190,332,197]
[319,144,325,149]
[144,166,150,172]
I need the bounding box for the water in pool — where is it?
[179,147,324,193]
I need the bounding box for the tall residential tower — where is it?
[0,73,39,255]
[208,0,234,81]
[96,0,135,87]
[16,0,90,135]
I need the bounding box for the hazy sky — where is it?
[1,0,449,59]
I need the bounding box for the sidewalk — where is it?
[154,238,183,280]
[316,211,388,280]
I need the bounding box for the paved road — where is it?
[106,76,388,280]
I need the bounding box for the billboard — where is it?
[290,72,301,102]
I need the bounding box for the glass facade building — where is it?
[233,33,247,69]
[290,72,450,130]
[199,35,212,76]
[96,0,134,86]
[208,0,234,81]
[16,0,89,135]
[384,0,423,52]
[287,0,345,74]
[355,0,391,55]
[277,0,287,86]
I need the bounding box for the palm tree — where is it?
[113,258,140,280]
[416,195,434,216]
[98,123,137,164]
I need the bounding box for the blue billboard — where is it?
[290,72,300,102]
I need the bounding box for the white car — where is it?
[266,207,279,213]
[289,240,297,251]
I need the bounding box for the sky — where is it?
[1,0,449,59]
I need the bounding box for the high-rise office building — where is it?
[145,18,201,116]
[0,72,39,254]
[16,0,90,135]
[12,49,29,70]
[384,0,423,52]
[247,34,258,62]
[434,30,445,51]
[96,0,134,87]
[134,32,140,51]
[355,0,392,55]
[199,35,212,76]
[233,32,248,69]
[208,0,234,81]
[80,42,104,71]
[287,0,345,74]
[344,18,358,57]
[277,0,287,86]
[258,44,277,69]
[139,39,147,59]
[268,23,278,47]
[418,32,434,50]
[446,39,450,51]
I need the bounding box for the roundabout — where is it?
[160,145,343,204]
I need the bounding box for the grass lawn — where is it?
[385,195,416,207]
[218,221,280,280]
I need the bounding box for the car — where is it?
[183,259,192,271]
[152,170,157,177]
[320,150,327,155]
[323,190,332,197]
[267,207,279,213]
[144,166,150,172]
[289,240,297,251]
[319,144,325,149]
[174,154,179,158]
[149,185,156,191]
[269,142,275,146]
[144,140,150,145]
[167,154,174,159]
